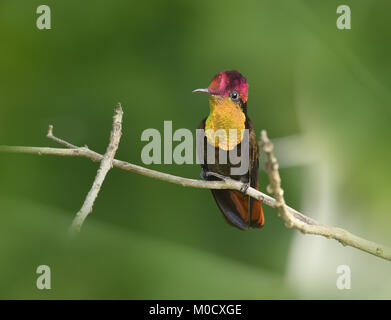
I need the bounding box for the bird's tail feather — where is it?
[211,189,264,230]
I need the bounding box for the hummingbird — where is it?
[193,70,264,230]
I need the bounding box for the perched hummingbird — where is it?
[193,70,264,230]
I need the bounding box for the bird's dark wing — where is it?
[197,118,207,172]
[247,118,259,190]
[247,117,264,228]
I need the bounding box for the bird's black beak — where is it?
[192,88,209,94]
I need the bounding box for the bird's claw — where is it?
[201,170,229,181]
[240,183,250,194]
[200,168,208,180]
[207,172,229,180]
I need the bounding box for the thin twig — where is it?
[47,125,78,149]
[70,103,123,232]
[0,107,390,261]
[260,130,391,261]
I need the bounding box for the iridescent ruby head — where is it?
[193,70,249,103]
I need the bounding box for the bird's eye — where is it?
[230,90,239,101]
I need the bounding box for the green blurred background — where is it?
[0,0,390,299]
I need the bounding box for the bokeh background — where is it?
[0,0,390,299]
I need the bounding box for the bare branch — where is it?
[260,130,391,261]
[0,107,390,261]
[70,103,123,232]
[0,144,316,225]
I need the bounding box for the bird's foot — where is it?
[240,183,250,194]
[200,167,208,180]
[203,170,230,181]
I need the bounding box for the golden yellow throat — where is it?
[205,96,246,151]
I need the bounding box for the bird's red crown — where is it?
[208,70,249,103]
